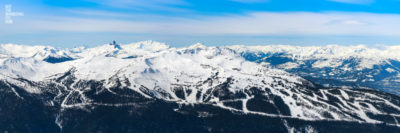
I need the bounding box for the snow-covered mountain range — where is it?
[1,41,400,132]
[230,45,400,95]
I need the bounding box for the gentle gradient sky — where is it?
[1,0,400,47]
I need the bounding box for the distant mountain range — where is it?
[1,41,400,132]
[229,45,400,96]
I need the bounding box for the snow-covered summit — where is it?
[0,41,290,81]
[0,43,76,62]
[3,41,400,81]
[188,43,207,49]
[123,40,170,52]
[6,42,400,61]
[229,44,400,59]
[228,44,400,96]
[228,44,400,70]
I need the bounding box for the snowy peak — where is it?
[33,47,76,63]
[228,44,400,59]
[228,44,400,70]
[122,40,170,52]
[188,43,207,49]
[4,42,400,81]
[0,44,53,58]
[109,40,122,49]
[73,40,170,58]
[0,44,77,66]
[5,42,400,60]
[228,44,400,96]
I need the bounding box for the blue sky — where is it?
[1,0,400,47]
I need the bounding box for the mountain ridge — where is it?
[1,41,400,132]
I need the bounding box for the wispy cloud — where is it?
[3,11,400,36]
[326,19,368,25]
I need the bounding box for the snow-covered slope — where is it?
[229,44,400,69]
[1,41,400,129]
[229,44,400,95]
[0,44,77,62]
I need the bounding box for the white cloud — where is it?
[2,11,400,36]
[326,19,367,25]
[340,20,367,25]
[329,0,375,4]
